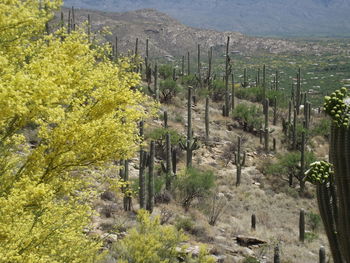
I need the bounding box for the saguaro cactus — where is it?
[319,246,326,263]
[224,36,231,117]
[251,214,256,231]
[148,63,159,100]
[299,208,305,242]
[234,136,246,186]
[231,74,235,110]
[264,98,270,152]
[146,141,155,213]
[305,87,350,262]
[165,133,173,191]
[274,245,280,263]
[180,87,199,167]
[205,96,210,142]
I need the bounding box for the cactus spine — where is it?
[146,141,155,213]
[234,136,246,186]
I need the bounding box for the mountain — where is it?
[57,8,332,58]
[62,0,350,37]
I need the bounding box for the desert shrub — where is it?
[175,217,195,232]
[265,151,316,184]
[182,74,198,87]
[211,79,226,102]
[307,212,322,232]
[235,86,286,106]
[112,210,215,263]
[146,127,185,158]
[205,192,227,226]
[158,64,173,79]
[174,168,215,211]
[159,78,182,103]
[232,103,263,132]
[310,117,330,138]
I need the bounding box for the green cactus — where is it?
[205,96,210,142]
[146,141,155,213]
[224,36,231,117]
[148,63,159,100]
[273,96,277,125]
[264,98,269,152]
[251,214,256,231]
[139,121,147,209]
[165,133,173,191]
[274,245,280,263]
[123,160,132,211]
[163,111,168,129]
[304,87,350,262]
[319,246,326,263]
[234,136,246,187]
[299,208,305,242]
[187,51,190,76]
[179,87,199,167]
[296,68,301,115]
[241,68,249,88]
[262,64,266,102]
[231,74,235,110]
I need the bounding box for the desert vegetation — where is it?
[1,1,350,263]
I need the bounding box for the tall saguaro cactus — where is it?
[147,141,155,213]
[224,36,231,117]
[305,87,350,262]
[180,87,199,167]
[205,96,210,142]
[234,136,246,186]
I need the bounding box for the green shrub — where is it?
[235,86,287,107]
[182,74,198,87]
[265,151,316,182]
[158,64,173,79]
[211,79,226,102]
[232,103,263,132]
[307,212,322,232]
[113,210,215,263]
[159,78,182,103]
[175,217,195,232]
[146,127,185,147]
[310,117,330,138]
[174,168,215,211]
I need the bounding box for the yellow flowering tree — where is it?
[0,1,152,262]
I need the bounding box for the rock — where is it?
[235,235,267,247]
[101,233,118,244]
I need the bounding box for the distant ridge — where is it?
[63,0,350,37]
[57,7,333,59]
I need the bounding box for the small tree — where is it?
[174,167,215,211]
